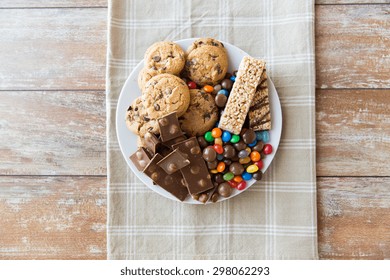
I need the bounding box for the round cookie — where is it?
[179,89,219,136]
[138,68,158,92]
[125,97,159,137]
[187,37,226,54]
[142,73,190,119]
[185,45,228,86]
[144,41,185,75]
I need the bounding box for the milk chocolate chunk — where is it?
[172,137,214,195]
[129,147,152,171]
[144,132,161,154]
[157,149,190,175]
[162,134,187,148]
[158,112,184,142]
[143,154,188,201]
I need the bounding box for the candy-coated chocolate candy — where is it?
[204,131,214,142]
[214,173,225,184]
[229,162,244,175]
[223,172,234,181]
[252,141,264,152]
[203,85,214,93]
[228,180,239,188]
[218,182,232,197]
[263,144,273,155]
[254,160,263,169]
[211,127,222,138]
[230,76,236,82]
[248,139,257,147]
[242,171,252,181]
[242,129,256,144]
[213,84,222,93]
[210,169,218,174]
[245,147,251,153]
[217,162,226,173]
[213,144,224,154]
[230,134,240,143]
[215,94,227,108]
[236,180,247,191]
[238,149,249,158]
[221,131,232,142]
[256,131,263,141]
[253,170,263,181]
[233,175,243,183]
[233,140,246,151]
[261,130,270,143]
[207,160,218,170]
[217,89,229,97]
[250,151,261,162]
[239,157,251,165]
[217,154,224,161]
[223,159,232,166]
[187,81,197,89]
[223,144,236,159]
[221,78,233,90]
[246,164,259,173]
[203,146,217,162]
[214,137,223,146]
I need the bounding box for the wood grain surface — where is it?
[0,1,389,260]
[0,176,106,259]
[0,91,106,176]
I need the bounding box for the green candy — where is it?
[204,131,214,142]
[230,134,240,143]
[223,172,234,181]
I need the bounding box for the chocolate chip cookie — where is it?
[125,97,159,137]
[142,73,190,119]
[144,41,185,75]
[185,45,228,86]
[179,89,219,136]
[138,67,158,92]
[187,37,226,55]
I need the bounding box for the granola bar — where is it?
[249,69,271,131]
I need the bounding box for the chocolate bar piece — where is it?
[218,56,265,134]
[157,149,190,174]
[249,69,271,131]
[162,134,187,148]
[129,147,152,171]
[157,112,184,142]
[172,137,214,195]
[143,154,189,201]
[144,132,162,154]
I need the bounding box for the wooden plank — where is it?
[316,4,390,89]
[0,176,106,259]
[316,89,390,176]
[318,177,390,260]
[0,91,106,176]
[0,8,106,90]
[317,0,390,4]
[0,0,107,8]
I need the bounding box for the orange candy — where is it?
[211,127,222,138]
[233,176,243,183]
[203,85,214,93]
[217,162,226,172]
[250,151,261,162]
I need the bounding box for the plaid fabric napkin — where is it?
[106,0,317,259]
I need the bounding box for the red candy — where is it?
[187,81,197,89]
[263,144,273,155]
[237,180,247,191]
[254,160,264,170]
[213,144,224,154]
[228,180,239,188]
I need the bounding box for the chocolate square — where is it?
[157,149,190,174]
[157,112,184,142]
[129,147,152,171]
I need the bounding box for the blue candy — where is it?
[221,131,232,142]
[214,121,219,127]
[242,171,252,181]
[256,131,263,141]
[230,76,236,82]
[248,139,258,147]
[261,130,270,143]
[217,154,224,161]
[217,89,229,97]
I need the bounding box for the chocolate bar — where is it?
[157,149,190,174]
[249,69,271,131]
[218,56,265,134]
[157,112,184,142]
[144,132,162,154]
[129,147,152,171]
[172,137,214,195]
[143,154,189,201]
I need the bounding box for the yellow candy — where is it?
[210,169,219,174]
[214,137,223,146]
[239,157,251,165]
[245,147,251,153]
[246,164,259,173]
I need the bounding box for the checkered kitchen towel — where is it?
[106,0,317,259]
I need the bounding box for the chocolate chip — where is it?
[127,105,132,111]
[154,103,160,111]
[153,56,161,62]
[143,116,150,122]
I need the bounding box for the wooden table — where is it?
[0,0,389,260]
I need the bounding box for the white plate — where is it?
[116,38,282,204]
